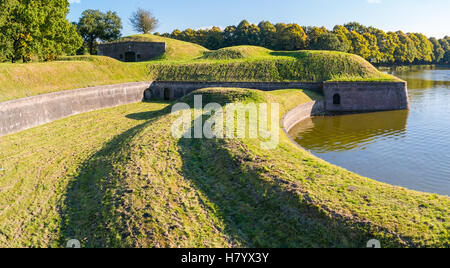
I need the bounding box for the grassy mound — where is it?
[2,87,446,248]
[201,46,272,60]
[81,88,446,248]
[149,50,396,82]
[0,35,399,102]
[114,34,208,61]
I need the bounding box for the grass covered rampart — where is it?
[0,88,448,248]
[0,34,399,102]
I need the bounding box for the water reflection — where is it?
[388,66,450,89]
[289,67,450,196]
[289,110,408,153]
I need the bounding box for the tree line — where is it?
[160,21,450,65]
[1,2,448,66]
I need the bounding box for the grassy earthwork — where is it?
[0,34,398,102]
[0,88,448,248]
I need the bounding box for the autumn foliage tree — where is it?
[163,20,449,65]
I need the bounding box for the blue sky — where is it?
[68,0,450,38]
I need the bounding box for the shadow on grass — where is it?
[126,101,172,121]
[177,137,380,247]
[59,89,402,248]
[175,97,402,247]
[59,107,169,248]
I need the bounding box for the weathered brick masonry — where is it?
[146,81,323,100]
[323,81,409,112]
[145,80,409,113]
[98,42,166,62]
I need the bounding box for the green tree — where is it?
[305,26,328,49]
[349,31,371,59]
[258,21,277,49]
[382,32,400,64]
[332,25,351,52]
[179,28,197,43]
[223,25,237,47]
[363,32,382,63]
[77,9,122,55]
[344,22,367,34]
[395,31,417,64]
[429,37,445,63]
[129,8,158,34]
[438,39,450,64]
[235,20,260,45]
[205,27,225,50]
[312,33,347,52]
[408,33,433,63]
[0,0,82,62]
[275,23,307,50]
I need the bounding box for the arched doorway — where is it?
[333,93,341,105]
[164,88,171,100]
[125,51,136,62]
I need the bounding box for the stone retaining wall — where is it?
[282,100,325,132]
[146,81,323,100]
[0,82,151,137]
[1,80,409,137]
[323,81,409,112]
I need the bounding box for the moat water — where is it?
[289,66,450,196]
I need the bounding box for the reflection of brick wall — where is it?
[98,42,166,62]
[323,81,409,112]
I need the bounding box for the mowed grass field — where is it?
[0,88,448,248]
[0,34,398,103]
[0,101,169,247]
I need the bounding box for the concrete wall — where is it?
[282,100,325,132]
[1,79,409,137]
[98,42,166,62]
[0,82,151,137]
[323,81,409,112]
[145,81,323,100]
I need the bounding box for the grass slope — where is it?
[0,34,399,102]
[0,88,447,248]
[114,34,208,61]
[0,56,149,102]
[0,101,169,247]
[149,49,396,82]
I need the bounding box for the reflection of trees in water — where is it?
[388,67,450,89]
[403,78,450,89]
[289,110,408,153]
